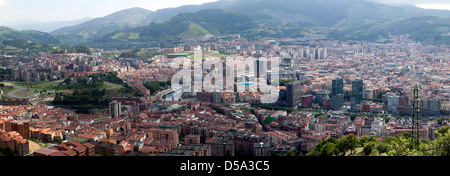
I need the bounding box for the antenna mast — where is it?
[411,83,420,150]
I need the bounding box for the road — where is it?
[3,82,39,99]
[104,82,118,90]
[157,87,183,102]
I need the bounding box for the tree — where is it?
[322,142,340,156]
[0,145,16,156]
[51,48,66,54]
[306,138,339,156]
[305,126,450,156]
[375,142,389,154]
[359,135,378,146]
[216,108,225,115]
[75,45,92,55]
[76,78,88,86]
[144,81,162,95]
[336,134,359,156]
[437,126,450,135]
[349,114,358,121]
[133,91,144,97]
[283,150,297,156]
[158,81,167,88]
[363,142,377,156]
[119,50,138,58]
[63,77,71,85]
[430,127,450,156]
[382,133,413,156]
[53,137,63,144]
[437,118,447,125]
[91,73,100,82]
[264,117,275,124]
[279,78,296,87]
[302,79,311,86]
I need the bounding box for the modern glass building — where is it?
[350,79,364,112]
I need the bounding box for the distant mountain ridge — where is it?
[144,0,450,26]
[89,9,260,49]
[50,0,450,43]
[10,17,92,33]
[1,0,450,51]
[0,26,60,44]
[330,16,450,45]
[0,26,60,54]
[52,7,154,44]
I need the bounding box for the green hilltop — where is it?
[0,26,60,55]
[52,7,154,44]
[90,9,260,48]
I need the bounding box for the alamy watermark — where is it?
[171,46,280,104]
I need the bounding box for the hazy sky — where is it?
[0,0,449,26]
[0,0,218,26]
[371,0,450,10]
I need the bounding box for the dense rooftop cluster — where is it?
[0,34,448,156]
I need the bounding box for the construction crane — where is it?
[411,83,420,151]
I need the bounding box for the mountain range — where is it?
[330,16,450,45]
[52,7,154,44]
[0,26,60,55]
[1,0,450,52]
[10,17,92,33]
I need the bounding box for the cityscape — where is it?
[0,0,449,158]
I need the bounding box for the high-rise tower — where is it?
[109,101,122,118]
[331,77,344,110]
[350,79,364,112]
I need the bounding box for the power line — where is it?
[402,144,450,156]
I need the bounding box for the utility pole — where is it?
[411,83,420,150]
